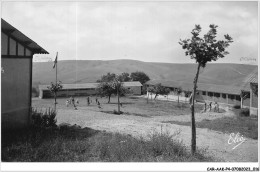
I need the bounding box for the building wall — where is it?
[126,86,141,95]
[40,88,97,99]
[1,31,33,129]
[227,94,236,105]
[40,86,142,99]
[1,32,8,55]
[251,85,258,108]
[146,82,257,108]
[242,97,250,107]
[1,57,32,128]
[196,90,243,106]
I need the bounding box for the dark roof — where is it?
[243,68,258,84]
[241,68,258,90]
[39,81,142,91]
[1,18,48,54]
[146,80,248,95]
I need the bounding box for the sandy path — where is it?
[56,107,258,162]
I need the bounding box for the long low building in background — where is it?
[145,74,258,109]
[38,81,143,99]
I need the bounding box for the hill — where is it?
[32,59,257,88]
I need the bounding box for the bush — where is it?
[233,104,241,109]
[91,131,214,162]
[2,127,215,162]
[32,87,39,97]
[239,108,250,117]
[31,108,57,129]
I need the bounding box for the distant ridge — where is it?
[32,59,257,88]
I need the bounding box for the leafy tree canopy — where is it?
[96,73,132,103]
[130,71,150,85]
[176,87,182,95]
[47,81,63,93]
[148,83,170,99]
[97,72,116,83]
[179,24,233,67]
[118,72,131,82]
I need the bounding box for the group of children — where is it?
[87,96,102,109]
[66,96,102,110]
[66,96,78,110]
[204,101,219,113]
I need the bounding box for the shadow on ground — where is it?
[1,124,100,150]
[100,110,152,118]
[162,115,258,140]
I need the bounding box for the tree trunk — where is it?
[147,91,149,104]
[117,86,120,114]
[154,94,158,100]
[241,95,243,109]
[108,95,111,103]
[178,95,179,104]
[54,92,57,111]
[191,63,201,155]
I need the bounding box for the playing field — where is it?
[32,96,258,162]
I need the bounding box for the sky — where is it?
[1,1,258,64]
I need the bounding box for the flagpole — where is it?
[55,52,58,111]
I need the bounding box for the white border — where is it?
[1,0,259,172]
[1,163,259,172]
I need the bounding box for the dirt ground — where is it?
[32,96,258,162]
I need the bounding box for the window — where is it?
[208,92,213,97]
[228,95,234,100]
[215,93,220,98]
[202,91,206,95]
[222,94,226,99]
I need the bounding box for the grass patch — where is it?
[2,126,214,162]
[163,115,258,140]
[139,99,204,116]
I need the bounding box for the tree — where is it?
[119,72,131,82]
[47,81,63,111]
[179,24,233,154]
[165,88,171,100]
[176,87,183,104]
[96,73,130,104]
[149,83,169,100]
[130,71,150,85]
[97,72,116,83]
[96,82,115,103]
[111,75,124,114]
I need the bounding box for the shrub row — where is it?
[31,108,57,129]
